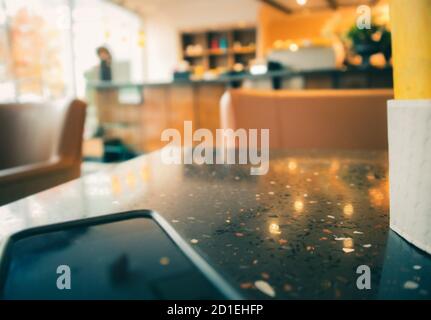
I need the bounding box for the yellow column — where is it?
[390,0,431,99]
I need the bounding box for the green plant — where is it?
[347,24,380,47]
[347,24,392,66]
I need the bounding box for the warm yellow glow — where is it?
[329,160,340,173]
[111,176,122,195]
[366,173,375,181]
[159,257,170,266]
[269,223,282,235]
[343,203,354,216]
[343,238,354,249]
[273,40,284,49]
[126,172,136,188]
[296,0,307,6]
[369,188,384,206]
[294,200,304,213]
[374,4,390,26]
[138,30,145,48]
[288,160,298,172]
[141,165,150,181]
[289,43,299,52]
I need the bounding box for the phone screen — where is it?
[1,216,230,300]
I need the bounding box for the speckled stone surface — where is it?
[0,149,429,299]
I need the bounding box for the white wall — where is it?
[73,0,144,96]
[141,0,259,81]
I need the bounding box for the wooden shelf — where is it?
[181,27,257,74]
[232,47,256,55]
[208,49,229,56]
[184,53,205,58]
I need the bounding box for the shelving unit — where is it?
[181,26,257,74]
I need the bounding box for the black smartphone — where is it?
[0,210,242,300]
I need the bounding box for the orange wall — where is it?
[258,1,390,57]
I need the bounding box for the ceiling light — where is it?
[296,0,307,6]
[289,43,299,52]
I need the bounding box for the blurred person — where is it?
[97,46,112,81]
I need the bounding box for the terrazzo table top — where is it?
[0,148,429,299]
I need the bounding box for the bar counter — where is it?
[0,148,429,299]
[88,67,393,153]
[88,66,394,89]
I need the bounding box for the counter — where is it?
[88,66,393,90]
[88,67,393,153]
[0,148,429,299]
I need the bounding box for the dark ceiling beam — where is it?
[326,0,338,10]
[259,0,292,14]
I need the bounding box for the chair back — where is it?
[220,89,393,149]
[0,99,86,170]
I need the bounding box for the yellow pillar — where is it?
[390,0,431,99]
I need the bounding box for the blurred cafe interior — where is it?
[0,0,430,300]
